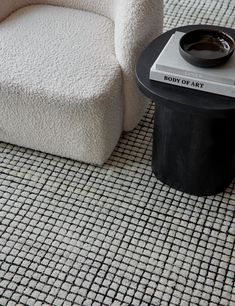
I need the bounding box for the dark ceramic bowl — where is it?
[179,29,235,67]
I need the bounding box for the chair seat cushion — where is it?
[0,4,123,164]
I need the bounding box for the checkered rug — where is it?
[0,1,235,305]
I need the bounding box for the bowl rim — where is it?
[179,28,235,62]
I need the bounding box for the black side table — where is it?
[136,24,235,196]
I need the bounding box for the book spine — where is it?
[150,70,235,98]
[155,64,235,86]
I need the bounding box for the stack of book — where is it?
[150,31,235,98]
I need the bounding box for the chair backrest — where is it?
[0,0,163,130]
[0,0,116,22]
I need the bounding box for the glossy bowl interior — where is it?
[179,29,235,67]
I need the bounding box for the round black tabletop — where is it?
[136,24,235,116]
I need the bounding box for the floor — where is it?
[0,0,234,305]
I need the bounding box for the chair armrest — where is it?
[114,0,163,130]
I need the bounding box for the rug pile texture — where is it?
[0,0,234,305]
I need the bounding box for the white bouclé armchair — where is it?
[0,0,163,164]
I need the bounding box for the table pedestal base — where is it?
[152,99,235,196]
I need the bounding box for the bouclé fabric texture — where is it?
[0,0,163,164]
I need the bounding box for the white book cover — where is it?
[150,31,235,86]
[151,70,235,98]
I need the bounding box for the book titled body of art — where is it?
[150,31,235,97]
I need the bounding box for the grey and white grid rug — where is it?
[0,0,235,305]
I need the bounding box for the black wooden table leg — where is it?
[152,99,235,195]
